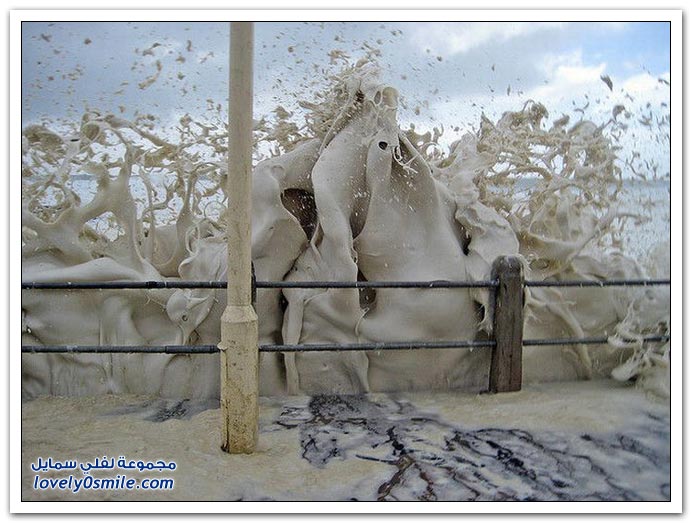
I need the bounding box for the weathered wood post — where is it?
[219,21,258,454]
[489,256,524,393]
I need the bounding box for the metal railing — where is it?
[22,278,671,290]
[21,256,671,393]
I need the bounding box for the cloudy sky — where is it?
[21,21,671,174]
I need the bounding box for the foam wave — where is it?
[21,64,670,399]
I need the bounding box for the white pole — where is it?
[219,21,258,454]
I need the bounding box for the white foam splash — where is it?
[21,63,670,399]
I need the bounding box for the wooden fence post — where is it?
[489,256,524,393]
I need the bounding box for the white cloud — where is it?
[527,56,607,102]
[536,49,584,77]
[526,50,669,111]
[410,22,566,56]
[622,71,670,96]
[407,48,669,174]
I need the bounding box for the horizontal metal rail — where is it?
[21,334,669,354]
[21,281,228,290]
[21,278,671,290]
[20,341,494,354]
[525,279,671,288]
[523,334,670,346]
[21,345,220,354]
[21,280,499,290]
[257,280,499,289]
[259,340,496,352]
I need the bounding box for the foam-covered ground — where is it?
[22,379,670,501]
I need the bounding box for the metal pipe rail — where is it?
[523,334,670,346]
[22,281,229,290]
[21,335,670,354]
[21,278,670,290]
[525,279,671,288]
[257,280,499,289]
[21,345,221,354]
[20,280,498,290]
[21,341,495,354]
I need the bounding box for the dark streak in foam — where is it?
[272,394,670,501]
